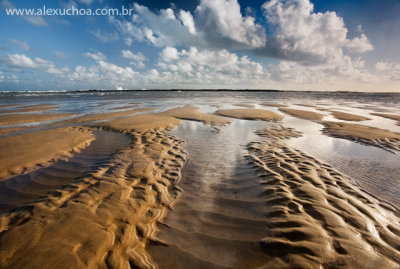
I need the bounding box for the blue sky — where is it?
[0,0,399,91]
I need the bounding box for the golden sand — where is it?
[279,108,324,121]
[100,114,181,132]
[0,127,94,180]
[62,108,154,124]
[0,104,58,113]
[1,105,400,268]
[330,110,371,121]
[255,124,302,140]
[161,106,232,125]
[0,127,27,135]
[215,108,283,121]
[372,112,400,125]
[0,113,74,126]
[321,121,400,153]
[248,138,400,268]
[0,121,186,268]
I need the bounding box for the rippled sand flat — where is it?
[0,91,400,268]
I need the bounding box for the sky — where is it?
[0,0,399,92]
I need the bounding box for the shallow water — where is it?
[0,130,130,214]
[1,91,399,212]
[283,116,400,207]
[148,120,270,268]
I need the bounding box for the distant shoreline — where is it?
[1,89,399,94]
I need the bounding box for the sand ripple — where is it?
[247,137,400,268]
[0,129,186,268]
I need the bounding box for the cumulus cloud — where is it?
[111,0,266,50]
[68,47,266,89]
[51,45,377,90]
[7,54,69,74]
[195,0,266,48]
[259,0,373,65]
[269,56,376,85]
[375,61,400,80]
[122,50,147,68]
[156,47,264,85]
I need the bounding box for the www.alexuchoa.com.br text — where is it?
[4,5,134,16]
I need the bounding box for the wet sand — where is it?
[0,130,130,213]
[330,110,371,121]
[372,113,400,125]
[321,121,400,153]
[61,108,154,124]
[0,104,58,114]
[0,127,94,180]
[0,113,74,126]
[215,108,283,121]
[278,108,400,153]
[0,99,400,268]
[0,127,27,135]
[247,139,400,268]
[279,108,324,121]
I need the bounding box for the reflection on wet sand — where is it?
[0,91,400,268]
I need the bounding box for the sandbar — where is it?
[0,113,74,126]
[215,108,283,121]
[279,108,323,121]
[0,127,94,180]
[63,108,154,124]
[372,112,400,125]
[162,106,232,125]
[321,121,400,153]
[1,104,58,113]
[330,110,371,121]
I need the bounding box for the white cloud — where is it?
[84,52,107,61]
[268,55,376,85]
[67,47,266,89]
[160,47,180,61]
[375,61,400,80]
[9,39,30,51]
[259,0,373,65]
[122,50,147,68]
[0,71,4,82]
[7,54,69,75]
[345,34,373,53]
[156,47,265,85]
[111,0,266,50]
[8,54,36,68]
[63,46,379,90]
[195,0,266,48]
[179,10,196,34]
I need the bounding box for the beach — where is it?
[0,90,400,268]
